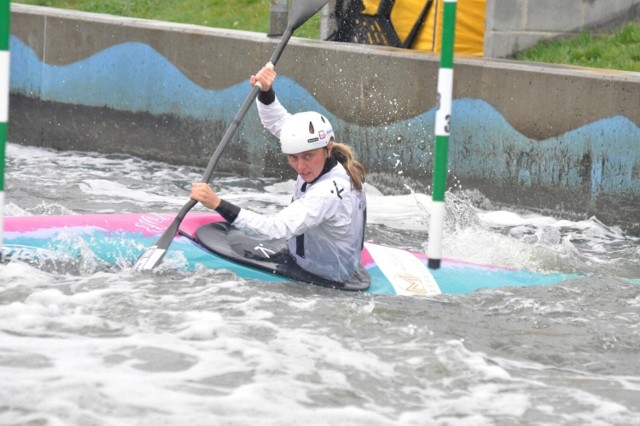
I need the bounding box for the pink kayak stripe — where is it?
[4,212,223,237]
[5,213,504,271]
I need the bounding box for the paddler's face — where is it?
[287,144,332,183]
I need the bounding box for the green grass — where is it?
[15,0,321,39]
[15,1,640,72]
[514,21,640,72]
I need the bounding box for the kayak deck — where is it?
[3,212,580,295]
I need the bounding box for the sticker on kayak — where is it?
[365,243,441,296]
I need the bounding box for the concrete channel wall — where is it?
[8,4,640,234]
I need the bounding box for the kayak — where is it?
[3,212,579,295]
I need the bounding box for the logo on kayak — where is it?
[135,214,173,234]
[254,244,276,258]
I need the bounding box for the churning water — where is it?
[1,143,640,425]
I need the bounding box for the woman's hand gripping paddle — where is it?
[135,0,329,271]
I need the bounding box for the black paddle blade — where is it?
[134,218,182,271]
[288,0,329,30]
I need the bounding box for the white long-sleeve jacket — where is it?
[215,94,367,283]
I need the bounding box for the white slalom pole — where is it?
[427,0,457,269]
[0,0,10,259]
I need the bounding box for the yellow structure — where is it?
[361,0,486,55]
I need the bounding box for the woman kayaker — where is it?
[190,65,367,283]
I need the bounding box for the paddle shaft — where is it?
[134,26,296,271]
[174,26,294,224]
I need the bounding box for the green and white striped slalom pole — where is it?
[427,0,457,270]
[0,1,9,259]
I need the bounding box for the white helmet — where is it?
[280,112,334,154]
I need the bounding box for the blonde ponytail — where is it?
[331,142,366,191]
